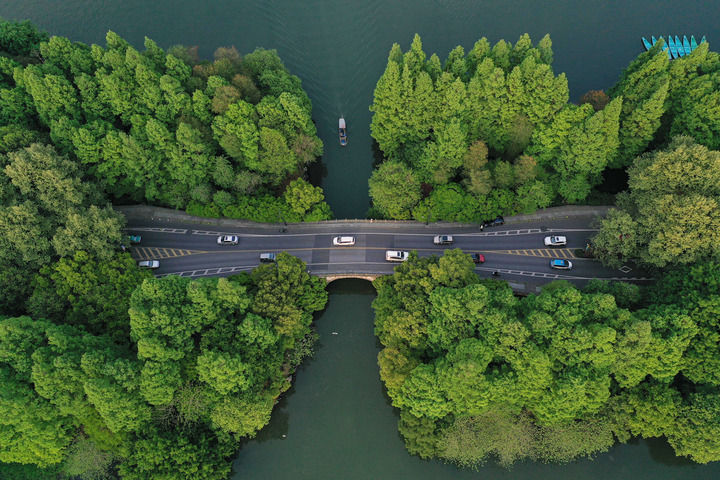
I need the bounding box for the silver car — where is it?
[333,236,356,246]
[217,235,239,245]
[138,260,160,269]
[433,235,454,245]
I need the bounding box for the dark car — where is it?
[484,216,505,227]
[470,253,485,264]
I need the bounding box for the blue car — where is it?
[550,259,573,270]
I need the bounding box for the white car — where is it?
[217,235,239,245]
[333,236,356,246]
[138,260,160,269]
[433,235,453,245]
[259,252,277,263]
[385,250,409,262]
[544,235,567,247]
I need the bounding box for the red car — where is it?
[470,253,485,264]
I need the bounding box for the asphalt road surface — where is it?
[122,211,650,292]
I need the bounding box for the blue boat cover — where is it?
[675,36,684,56]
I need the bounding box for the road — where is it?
[119,207,649,293]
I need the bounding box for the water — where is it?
[2,1,718,218]
[2,1,720,477]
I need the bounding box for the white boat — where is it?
[339,117,347,146]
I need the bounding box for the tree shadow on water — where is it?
[251,391,292,443]
[644,437,695,467]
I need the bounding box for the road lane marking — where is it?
[124,227,188,234]
[489,248,577,259]
[131,247,209,260]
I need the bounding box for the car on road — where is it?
[484,216,505,227]
[470,253,485,264]
[217,235,239,245]
[385,250,409,262]
[129,235,142,244]
[137,260,160,269]
[550,258,572,270]
[544,235,567,247]
[333,236,356,246]
[433,235,454,245]
[259,252,277,263]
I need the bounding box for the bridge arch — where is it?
[321,274,380,284]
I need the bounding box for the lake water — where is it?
[2,1,719,477]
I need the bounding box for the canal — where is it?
[1,1,719,477]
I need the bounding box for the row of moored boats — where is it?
[642,35,706,59]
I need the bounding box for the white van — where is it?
[259,253,277,263]
[385,250,409,262]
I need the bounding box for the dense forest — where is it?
[368,34,720,221]
[1,252,328,479]
[373,251,720,466]
[0,19,331,223]
[368,32,720,468]
[0,19,330,480]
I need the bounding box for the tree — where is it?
[283,178,325,217]
[51,206,125,260]
[593,137,720,268]
[0,19,48,56]
[608,47,669,167]
[118,429,234,480]
[555,97,621,203]
[368,161,421,219]
[251,252,328,342]
[579,89,610,111]
[667,391,720,464]
[27,251,151,340]
[462,140,493,195]
[0,367,74,467]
